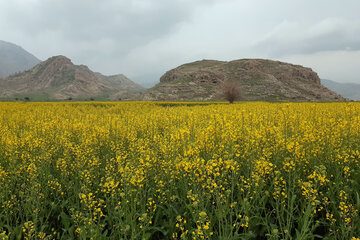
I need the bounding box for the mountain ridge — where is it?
[141,59,345,102]
[321,79,360,101]
[0,40,41,78]
[0,55,144,100]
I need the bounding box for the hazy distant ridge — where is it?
[321,79,360,101]
[0,40,40,77]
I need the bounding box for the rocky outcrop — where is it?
[0,56,144,100]
[141,59,345,101]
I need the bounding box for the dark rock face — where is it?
[141,59,345,101]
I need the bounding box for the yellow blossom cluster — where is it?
[0,101,359,239]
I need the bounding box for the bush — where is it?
[220,81,242,103]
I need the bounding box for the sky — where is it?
[1,0,359,87]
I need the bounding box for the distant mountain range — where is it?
[0,40,353,102]
[321,79,360,101]
[0,55,144,100]
[0,40,40,77]
[141,59,345,102]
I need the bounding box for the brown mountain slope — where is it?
[0,56,144,100]
[140,59,345,101]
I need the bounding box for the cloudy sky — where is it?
[1,0,359,86]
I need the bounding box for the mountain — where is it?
[0,40,40,78]
[141,59,345,101]
[0,55,144,100]
[321,79,360,101]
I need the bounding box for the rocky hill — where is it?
[0,40,40,78]
[0,56,144,100]
[141,59,345,101]
[321,79,360,101]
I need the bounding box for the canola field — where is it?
[0,102,359,240]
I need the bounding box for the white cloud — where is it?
[280,50,360,83]
[1,0,360,85]
[254,18,360,56]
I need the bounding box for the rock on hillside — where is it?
[141,59,345,101]
[0,56,144,100]
[0,40,40,77]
